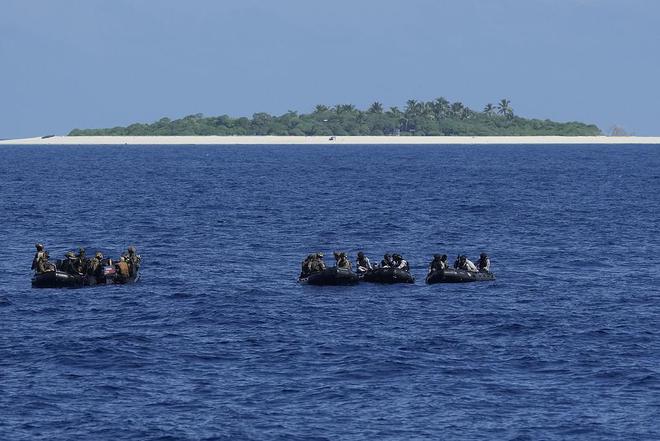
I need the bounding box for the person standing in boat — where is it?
[76,247,87,274]
[356,251,372,273]
[31,243,46,272]
[478,253,491,272]
[122,246,141,277]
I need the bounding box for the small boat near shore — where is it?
[361,267,415,284]
[425,268,495,284]
[299,267,359,286]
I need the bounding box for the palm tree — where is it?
[367,102,384,114]
[335,104,356,114]
[405,100,419,117]
[497,99,513,118]
[483,103,495,116]
[431,97,450,119]
[449,102,465,119]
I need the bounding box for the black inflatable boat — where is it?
[361,267,415,284]
[425,268,495,284]
[31,267,140,289]
[31,271,85,288]
[299,267,359,286]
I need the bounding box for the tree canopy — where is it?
[69,98,601,136]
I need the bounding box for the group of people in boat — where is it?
[300,250,490,278]
[428,253,491,274]
[31,243,141,281]
[300,251,411,278]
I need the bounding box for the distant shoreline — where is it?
[1,135,659,145]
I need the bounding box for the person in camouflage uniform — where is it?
[122,246,141,277]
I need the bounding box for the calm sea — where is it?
[1,144,659,440]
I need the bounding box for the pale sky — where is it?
[1,0,659,137]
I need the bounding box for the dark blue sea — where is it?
[1,144,660,440]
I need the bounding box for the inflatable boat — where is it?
[425,268,495,284]
[31,270,85,288]
[361,267,415,284]
[31,266,140,289]
[299,267,359,286]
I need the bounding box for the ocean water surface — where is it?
[1,144,659,440]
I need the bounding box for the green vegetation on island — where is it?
[69,98,601,136]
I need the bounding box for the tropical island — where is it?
[69,98,601,137]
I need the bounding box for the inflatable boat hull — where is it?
[299,267,359,286]
[31,269,140,288]
[31,271,84,288]
[361,267,415,284]
[426,268,495,284]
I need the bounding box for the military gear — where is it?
[336,252,351,270]
[35,243,44,251]
[122,247,141,277]
[458,256,478,272]
[478,254,491,272]
[356,252,372,273]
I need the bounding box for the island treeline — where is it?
[69,98,601,136]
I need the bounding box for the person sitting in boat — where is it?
[393,254,410,271]
[300,254,316,277]
[453,255,461,269]
[428,254,449,273]
[478,253,491,272]
[335,251,352,270]
[87,252,105,277]
[32,244,55,273]
[309,252,326,273]
[60,251,82,275]
[115,256,131,282]
[356,251,372,273]
[458,255,478,272]
[381,254,394,268]
[122,246,141,277]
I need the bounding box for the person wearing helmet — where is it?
[458,255,478,272]
[87,252,104,277]
[300,253,316,278]
[312,252,326,272]
[115,256,131,282]
[75,247,87,273]
[478,253,491,272]
[122,246,141,277]
[60,251,82,275]
[32,243,54,273]
[428,254,449,274]
[335,251,351,270]
[381,254,394,268]
[32,243,46,272]
[356,251,372,273]
[393,254,409,271]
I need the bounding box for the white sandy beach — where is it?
[1,135,659,145]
